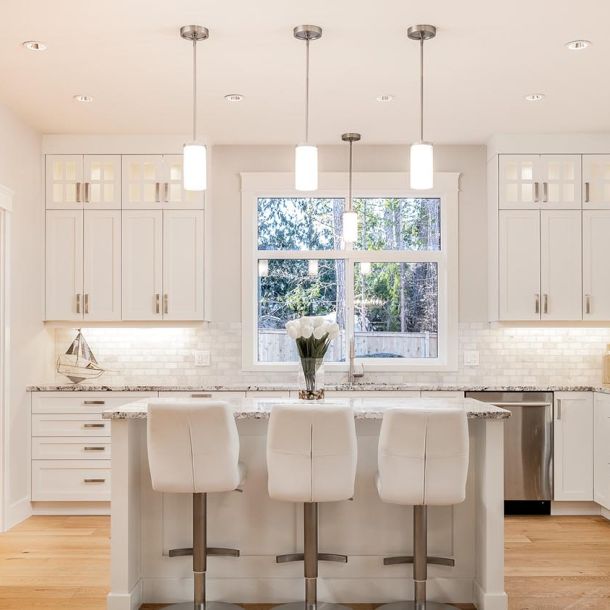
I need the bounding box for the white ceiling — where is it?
[1,0,609,144]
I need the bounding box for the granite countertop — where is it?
[102,396,510,421]
[27,382,610,394]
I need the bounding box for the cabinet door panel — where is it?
[540,210,582,320]
[594,393,610,510]
[122,155,164,209]
[538,155,581,209]
[583,211,610,320]
[45,210,83,321]
[83,155,121,209]
[499,210,540,320]
[583,155,610,209]
[162,155,205,209]
[163,210,204,320]
[553,392,593,501]
[499,155,540,209]
[83,211,121,321]
[122,210,163,320]
[46,155,84,210]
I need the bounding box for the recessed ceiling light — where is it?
[73,95,93,103]
[22,40,47,51]
[565,39,591,51]
[525,93,545,102]
[376,94,394,102]
[224,94,244,102]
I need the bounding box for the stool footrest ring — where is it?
[383,555,455,567]
[168,547,240,558]
[276,552,348,564]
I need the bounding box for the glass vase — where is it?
[298,357,325,400]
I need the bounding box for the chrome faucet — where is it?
[348,337,365,385]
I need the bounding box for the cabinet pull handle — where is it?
[76,293,81,314]
[542,182,548,203]
[164,182,170,202]
[155,293,160,314]
[155,182,161,203]
[83,478,106,483]
[534,182,540,202]
[163,294,168,314]
[535,294,540,314]
[84,446,106,451]
[585,181,590,203]
[191,393,212,398]
[543,294,549,314]
[76,182,82,203]
[83,423,105,429]
[585,294,591,315]
[84,293,89,314]
[83,400,105,405]
[556,399,562,421]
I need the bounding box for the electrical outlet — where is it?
[194,350,211,367]
[463,350,479,366]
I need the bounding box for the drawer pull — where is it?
[83,423,105,429]
[83,400,105,405]
[84,446,106,451]
[83,478,106,483]
[191,393,212,398]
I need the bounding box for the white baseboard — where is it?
[141,576,474,604]
[5,496,32,531]
[551,501,601,516]
[32,501,110,515]
[474,581,508,610]
[107,581,142,610]
[601,507,610,521]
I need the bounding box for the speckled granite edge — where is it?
[102,397,510,421]
[27,383,610,394]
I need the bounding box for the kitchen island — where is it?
[103,397,509,610]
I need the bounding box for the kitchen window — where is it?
[241,173,459,371]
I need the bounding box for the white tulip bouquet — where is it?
[285,316,340,400]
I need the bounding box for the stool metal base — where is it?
[161,602,244,610]
[377,602,461,610]
[273,602,352,610]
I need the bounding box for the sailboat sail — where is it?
[56,330,105,384]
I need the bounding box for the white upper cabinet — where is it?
[163,210,204,320]
[121,210,163,321]
[582,155,610,209]
[583,211,610,320]
[122,155,204,210]
[499,210,541,320]
[553,392,594,502]
[83,211,121,321]
[499,155,581,210]
[45,210,83,321]
[594,393,610,510]
[540,210,582,321]
[46,155,121,210]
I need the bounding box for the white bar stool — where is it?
[147,400,246,610]
[376,406,469,610]
[267,403,358,610]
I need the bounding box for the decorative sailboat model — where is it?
[56,330,106,384]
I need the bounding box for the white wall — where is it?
[210,144,487,323]
[0,103,51,528]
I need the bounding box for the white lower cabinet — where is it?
[594,393,610,510]
[553,392,594,501]
[32,461,111,501]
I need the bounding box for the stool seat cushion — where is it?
[377,406,469,506]
[267,403,357,503]
[147,400,242,494]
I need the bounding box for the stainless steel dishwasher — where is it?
[466,391,554,514]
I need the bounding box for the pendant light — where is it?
[342,132,361,243]
[408,24,436,190]
[294,25,322,191]
[180,25,209,191]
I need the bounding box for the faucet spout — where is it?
[348,337,365,384]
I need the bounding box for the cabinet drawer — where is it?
[32,392,156,414]
[32,437,111,460]
[32,460,111,501]
[32,414,110,437]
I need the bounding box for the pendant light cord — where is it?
[192,39,197,142]
[305,38,310,144]
[419,37,424,143]
[347,140,353,212]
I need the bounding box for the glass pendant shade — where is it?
[183,143,207,191]
[295,145,318,191]
[410,142,434,190]
[360,261,372,275]
[343,210,358,243]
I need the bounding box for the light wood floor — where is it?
[1,515,609,610]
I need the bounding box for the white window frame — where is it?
[241,172,459,372]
